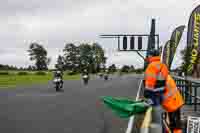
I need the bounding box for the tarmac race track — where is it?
[1,74,142,133]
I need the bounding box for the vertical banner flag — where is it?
[169,25,185,68]
[159,46,163,55]
[187,5,200,73]
[162,40,171,68]
[159,46,163,62]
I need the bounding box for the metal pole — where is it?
[157,35,159,50]
[118,36,120,51]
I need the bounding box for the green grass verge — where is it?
[63,74,81,80]
[117,72,143,76]
[0,71,81,89]
[0,73,52,89]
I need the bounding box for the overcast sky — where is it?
[0,0,199,69]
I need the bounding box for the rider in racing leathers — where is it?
[54,70,64,88]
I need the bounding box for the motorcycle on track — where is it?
[99,73,104,78]
[53,77,63,91]
[82,74,89,85]
[104,74,108,81]
[104,70,109,81]
[53,70,63,92]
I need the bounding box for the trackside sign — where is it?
[187,116,200,133]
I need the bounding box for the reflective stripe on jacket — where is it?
[144,56,169,90]
[161,75,184,112]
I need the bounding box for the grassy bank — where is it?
[0,71,80,89]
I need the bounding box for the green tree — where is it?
[28,43,51,70]
[130,65,135,72]
[79,43,93,72]
[79,43,106,73]
[62,42,106,73]
[55,55,65,70]
[0,64,16,70]
[108,64,117,73]
[91,43,106,73]
[28,65,32,71]
[180,46,192,76]
[121,65,130,73]
[63,43,80,71]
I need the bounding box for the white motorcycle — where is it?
[99,73,104,78]
[82,74,89,85]
[104,74,108,81]
[53,77,63,91]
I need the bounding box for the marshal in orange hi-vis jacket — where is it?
[144,54,184,133]
[144,56,169,90]
[162,75,184,112]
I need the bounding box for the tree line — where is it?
[27,42,107,73]
[0,42,144,73]
[0,64,39,71]
[56,43,106,73]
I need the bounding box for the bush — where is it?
[35,71,46,75]
[0,71,9,75]
[17,71,29,75]
[121,65,130,73]
[67,71,77,75]
[135,69,144,74]
[129,69,135,73]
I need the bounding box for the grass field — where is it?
[0,71,80,89]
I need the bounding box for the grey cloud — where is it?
[0,0,198,68]
[0,0,108,18]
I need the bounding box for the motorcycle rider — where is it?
[82,69,89,84]
[83,69,88,75]
[104,69,109,80]
[54,70,64,88]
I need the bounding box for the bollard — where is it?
[150,123,162,133]
[152,106,163,123]
[140,127,149,133]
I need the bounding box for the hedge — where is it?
[0,71,9,75]
[35,71,46,75]
[17,72,29,75]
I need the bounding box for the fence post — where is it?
[185,80,188,104]
[186,80,190,104]
[181,80,184,96]
[183,79,186,101]
[189,82,192,105]
[194,86,197,111]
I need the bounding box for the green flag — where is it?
[100,96,149,118]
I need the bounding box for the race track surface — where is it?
[1,74,142,133]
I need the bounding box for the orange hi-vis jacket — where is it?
[161,75,184,112]
[144,56,169,90]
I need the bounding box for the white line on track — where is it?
[126,79,143,133]
[7,93,61,97]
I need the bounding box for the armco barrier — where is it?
[126,75,200,133]
[126,80,143,133]
[173,75,200,133]
[127,79,163,133]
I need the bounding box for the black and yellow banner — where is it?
[162,40,171,68]
[187,5,200,73]
[169,25,185,68]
